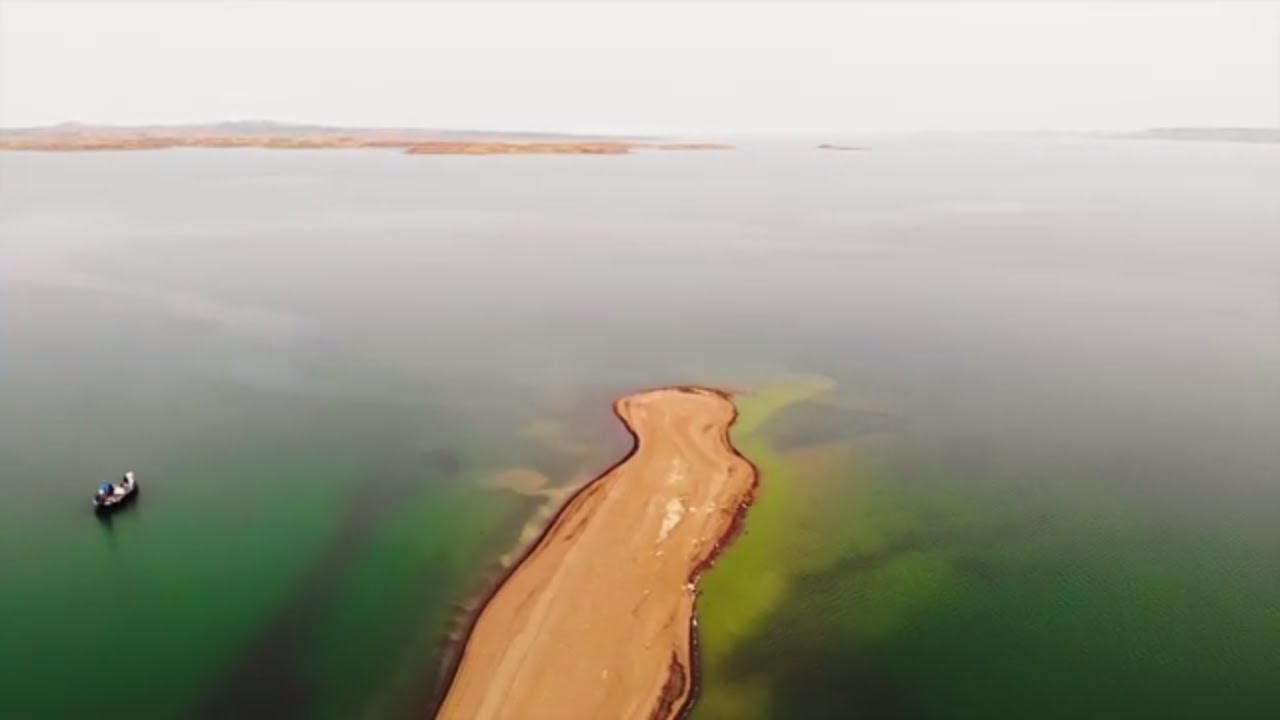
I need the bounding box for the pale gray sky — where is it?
[2,1,1279,134]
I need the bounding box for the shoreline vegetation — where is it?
[0,123,731,154]
[435,387,757,720]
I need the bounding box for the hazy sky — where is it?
[2,1,1279,134]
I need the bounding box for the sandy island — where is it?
[436,387,757,720]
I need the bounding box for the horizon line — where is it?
[4,120,1276,137]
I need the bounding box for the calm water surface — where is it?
[1,138,1277,718]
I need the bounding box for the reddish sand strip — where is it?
[405,141,635,155]
[435,387,757,720]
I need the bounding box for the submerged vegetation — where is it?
[694,378,1280,719]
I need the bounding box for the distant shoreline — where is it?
[0,137,733,155]
[0,122,731,154]
[1118,128,1280,144]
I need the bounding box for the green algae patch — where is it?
[692,377,836,718]
[732,376,835,435]
[712,460,1280,720]
[692,436,1036,719]
[692,418,1280,720]
[694,378,996,720]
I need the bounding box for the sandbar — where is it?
[435,387,756,720]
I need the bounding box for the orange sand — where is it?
[435,387,756,720]
[405,141,635,155]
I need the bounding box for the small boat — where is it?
[93,471,139,512]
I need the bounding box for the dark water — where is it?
[1,138,1277,718]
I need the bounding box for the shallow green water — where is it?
[697,403,1280,719]
[2,139,1278,718]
